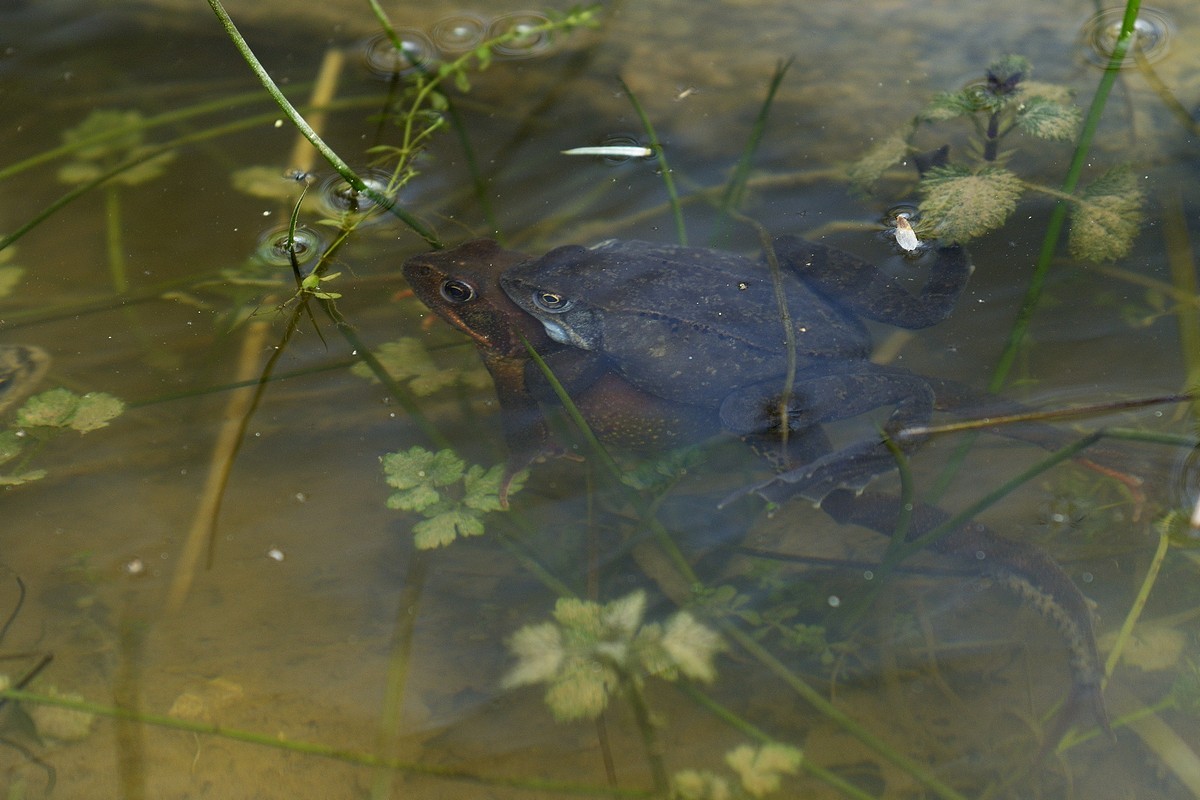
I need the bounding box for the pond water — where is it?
[2,0,1200,797]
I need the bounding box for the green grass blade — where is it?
[205,0,441,247]
[617,77,687,245]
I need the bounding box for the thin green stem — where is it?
[623,678,671,797]
[205,0,441,246]
[370,549,429,800]
[321,305,452,449]
[733,212,796,444]
[0,96,389,254]
[716,59,792,223]
[680,685,877,800]
[1102,527,1169,684]
[364,0,404,51]
[0,688,650,796]
[989,0,1142,392]
[618,77,687,246]
[521,337,700,587]
[718,623,968,800]
[879,436,914,562]
[104,188,129,294]
[0,87,302,185]
[898,432,1101,568]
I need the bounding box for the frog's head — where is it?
[499,247,603,350]
[402,239,550,358]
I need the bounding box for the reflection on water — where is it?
[2,0,1200,797]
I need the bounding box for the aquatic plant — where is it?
[56,110,177,296]
[0,246,24,299]
[351,336,491,396]
[504,590,724,720]
[505,590,725,796]
[672,742,802,800]
[380,445,522,549]
[1,388,125,485]
[851,54,1144,262]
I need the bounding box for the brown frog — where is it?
[402,238,1112,742]
[402,239,720,499]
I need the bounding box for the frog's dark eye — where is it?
[440,280,476,304]
[533,291,573,313]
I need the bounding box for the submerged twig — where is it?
[898,392,1192,439]
[166,48,345,612]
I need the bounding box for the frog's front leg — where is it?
[721,362,937,502]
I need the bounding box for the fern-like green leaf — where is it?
[69,392,125,432]
[463,463,522,512]
[1016,96,1081,141]
[847,130,912,191]
[386,484,442,513]
[351,337,488,396]
[1068,165,1144,262]
[0,430,23,466]
[414,508,484,549]
[381,446,466,491]
[16,388,80,428]
[918,165,1024,243]
[919,90,978,122]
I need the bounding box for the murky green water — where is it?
[2,1,1200,797]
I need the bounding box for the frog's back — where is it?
[534,241,869,403]
[584,240,868,355]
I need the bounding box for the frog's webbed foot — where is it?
[731,441,897,507]
[819,489,1111,746]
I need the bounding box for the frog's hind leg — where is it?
[771,236,972,329]
[721,363,937,503]
[819,488,1111,749]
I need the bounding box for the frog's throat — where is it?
[540,319,593,349]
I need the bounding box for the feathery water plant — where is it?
[851,54,1143,261]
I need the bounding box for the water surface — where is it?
[2,1,1200,797]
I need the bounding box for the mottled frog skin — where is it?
[501,236,972,499]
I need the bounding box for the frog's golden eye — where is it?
[440,280,476,304]
[533,291,573,313]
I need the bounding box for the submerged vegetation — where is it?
[2,0,1200,797]
[1,384,125,486]
[851,54,1145,262]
